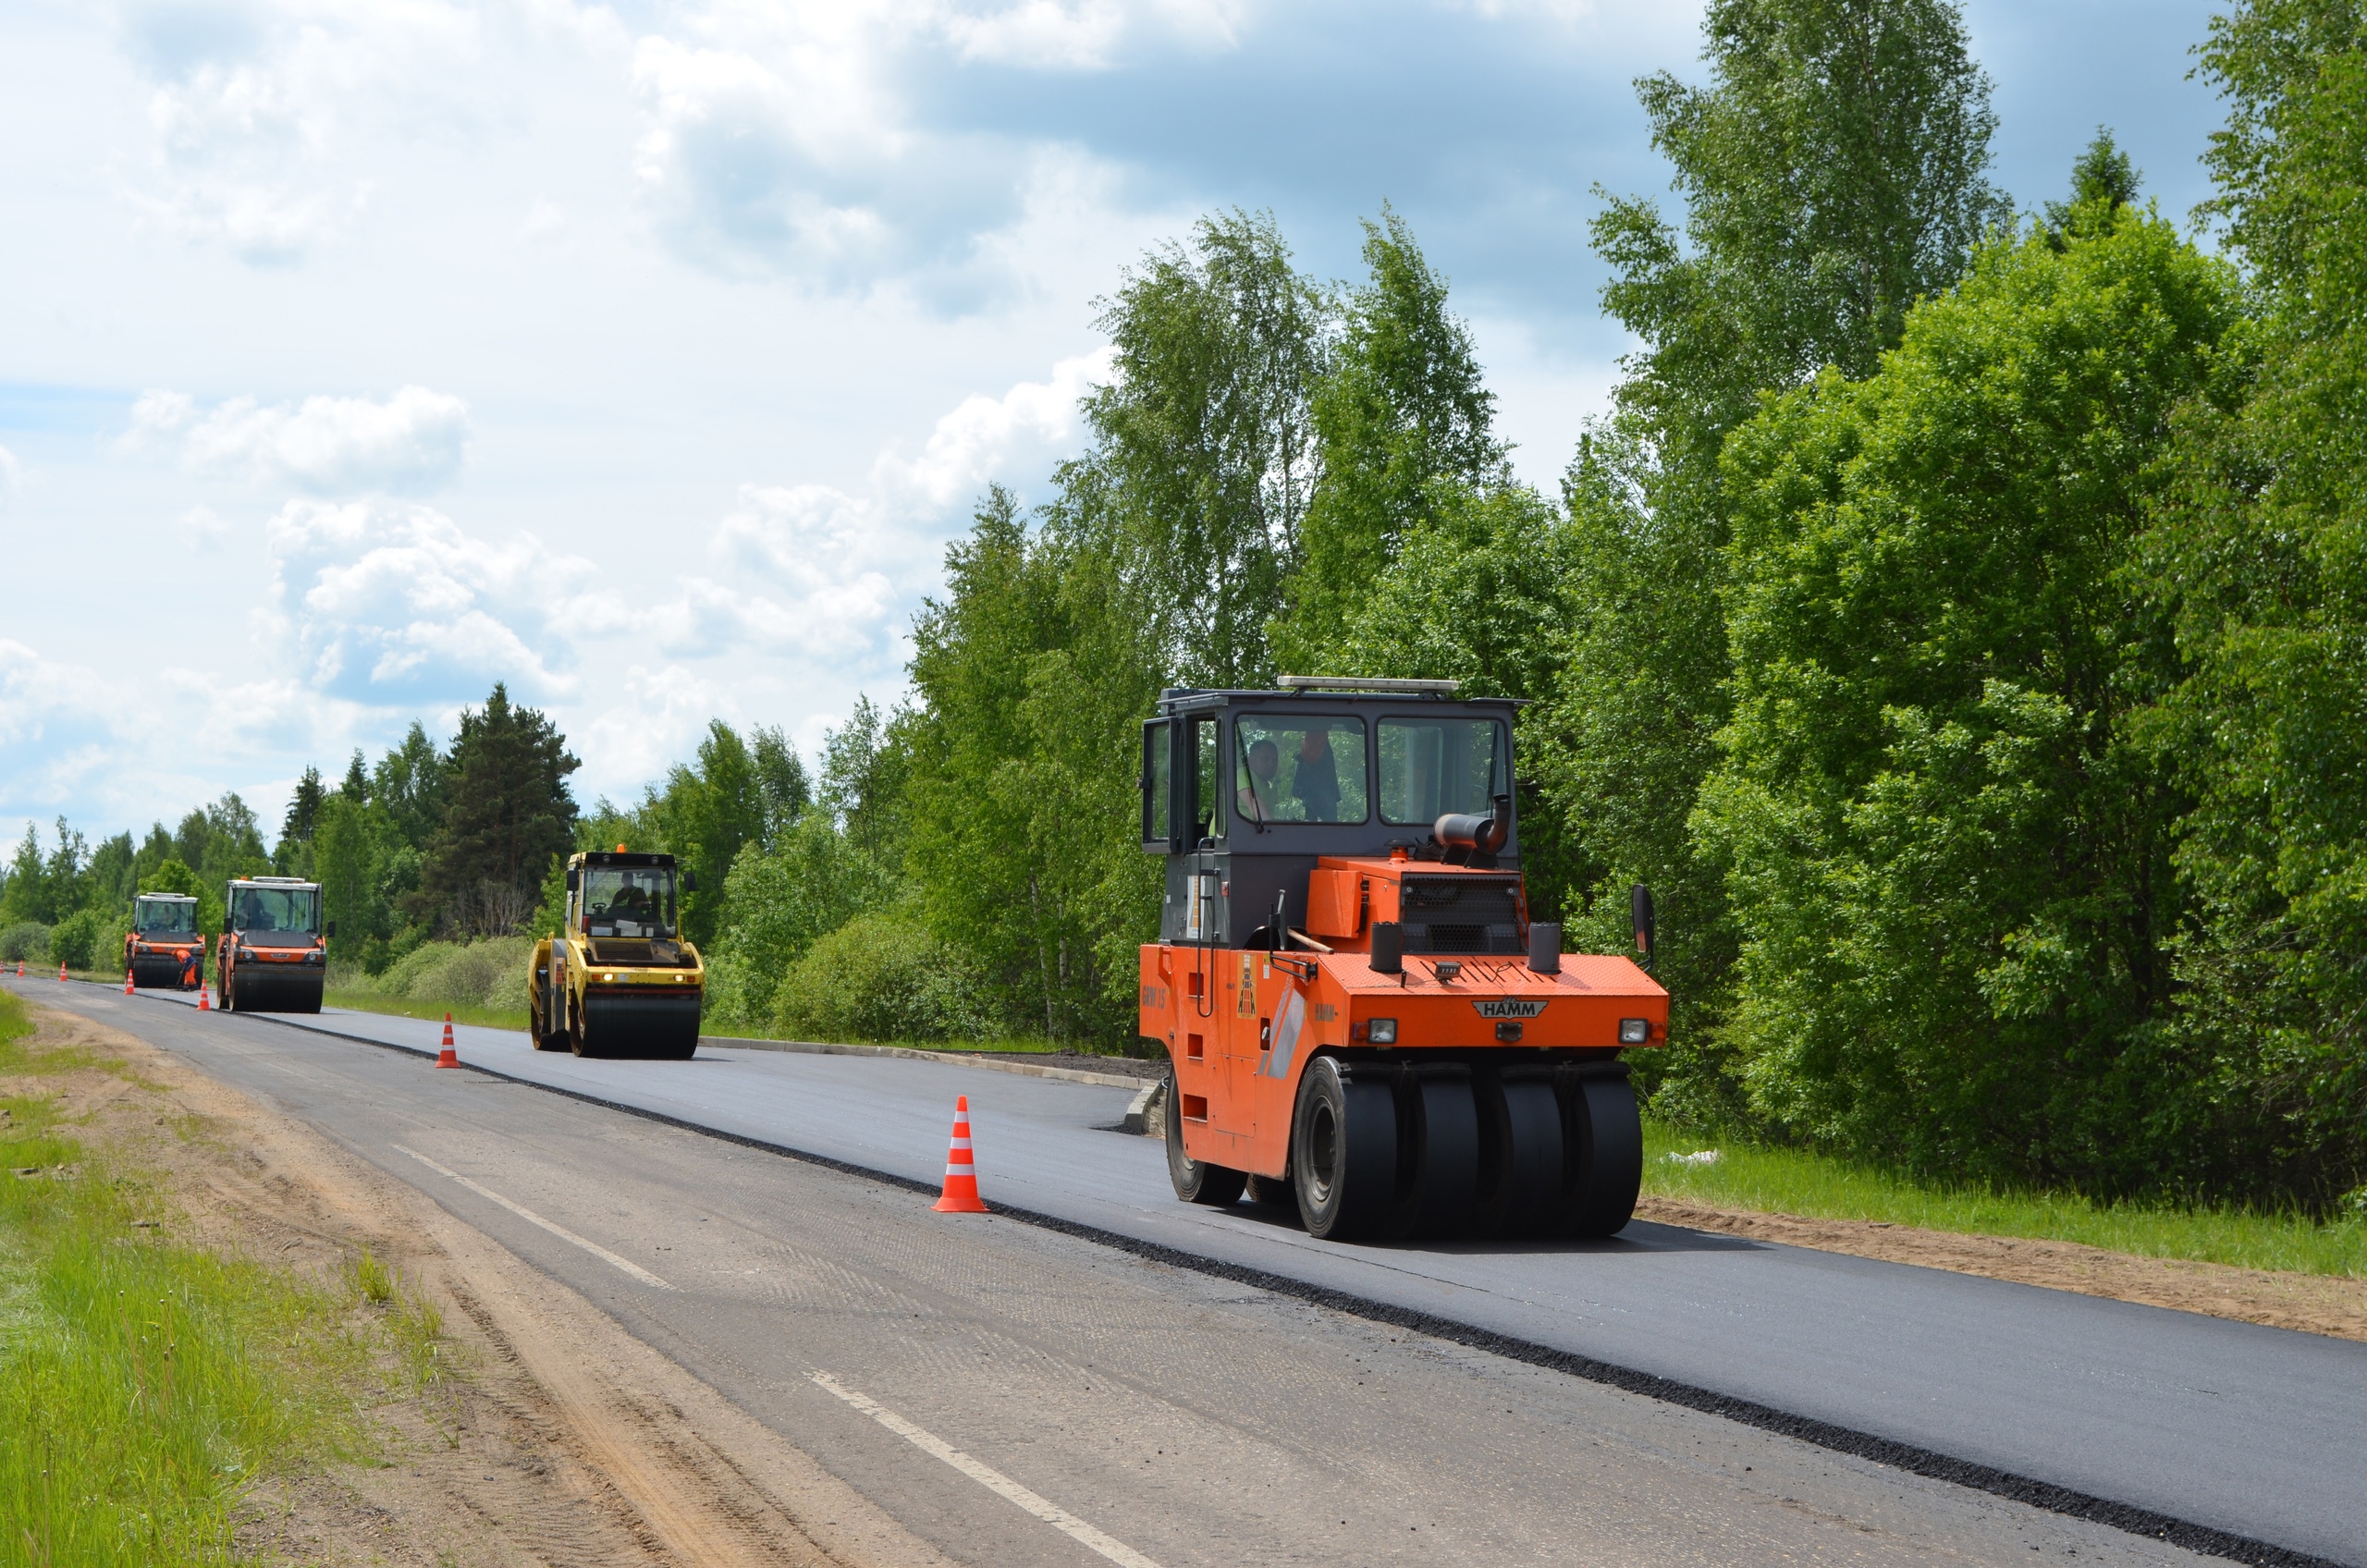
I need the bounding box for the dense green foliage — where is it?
[2133,0,2367,1204]
[18,0,2367,1213]
[1533,0,2008,1119]
[1702,201,2238,1189]
[1273,208,1506,670]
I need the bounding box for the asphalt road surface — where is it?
[21,976,2365,1567]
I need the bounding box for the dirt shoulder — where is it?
[18,1000,953,1568]
[1636,1194,2367,1343]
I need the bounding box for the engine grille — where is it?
[1400,875,1523,955]
[589,937,696,967]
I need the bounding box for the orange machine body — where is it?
[214,876,328,1013]
[125,892,206,989]
[1140,851,1668,1179]
[1140,681,1666,1183]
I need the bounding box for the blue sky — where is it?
[0,0,2227,852]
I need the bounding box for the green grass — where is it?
[321,990,530,1034]
[1640,1113,2367,1280]
[0,988,429,1565]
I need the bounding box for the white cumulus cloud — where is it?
[680,347,1111,659]
[264,498,591,704]
[128,386,472,494]
[118,0,485,261]
[932,0,1247,68]
[627,0,1233,291]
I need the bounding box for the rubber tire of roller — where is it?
[235,971,322,1013]
[1563,1073,1644,1238]
[569,996,599,1059]
[1470,1066,1565,1239]
[1291,1057,1399,1242]
[1164,1067,1245,1207]
[1401,1070,1479,1241]
[532,981,567,1051]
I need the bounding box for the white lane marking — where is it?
[810,1371,1162,1568]
[392,1145,673,1291]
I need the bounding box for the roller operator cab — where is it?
[1137,678,1669,1242]
[126,892,205,989]
[531,851,705,1060]
[215,876,328,1013]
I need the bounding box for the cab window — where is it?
[1142,720,1171,843]
[1233,717,1368,825]
[1189,716,1223,841]
[581,867,679,938]
[1379,717,1508,825]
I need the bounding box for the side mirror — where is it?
[681,868,698,894]
[325,920,338,938]
[564,867,579,892]
[1631,884,1656,973]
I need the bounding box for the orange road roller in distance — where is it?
[215,876,330,1012]
[126,891,205,989]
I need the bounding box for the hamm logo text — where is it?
[1473,998,1549,1021]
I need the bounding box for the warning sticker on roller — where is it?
[1473,998,1549,1020]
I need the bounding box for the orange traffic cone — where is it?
[933,1096,988,1213]
[58,960,67,982]
[196,983,210,1011]
[124,969,134,995]
[435,1014,460,1069]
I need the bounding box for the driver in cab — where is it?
[1238,730,1343,824]
[607,876,656,925]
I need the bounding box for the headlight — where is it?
[1367,1017,1397,1044]
[1619,1018,1650,1044]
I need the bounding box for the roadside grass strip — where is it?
[321,990,532,1034]
[811,1371,1163,1568]
[1640,1114,2367,1279]
[0,990,423,1567]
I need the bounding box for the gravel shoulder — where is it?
[1635,1194,2367,1343]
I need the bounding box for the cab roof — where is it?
[227,876,318,888]
[135,891,198,902]
[569,851,678,869]
[1156,679,1521,716]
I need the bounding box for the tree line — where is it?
[0,686,579,977]
[8,0,2363,1212]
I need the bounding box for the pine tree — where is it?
[417,685,580,937]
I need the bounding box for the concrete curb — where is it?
[697,1034,1151,1091]
[1121,1080,1165,1135]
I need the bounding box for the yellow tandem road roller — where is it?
[530,850,704,1060]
